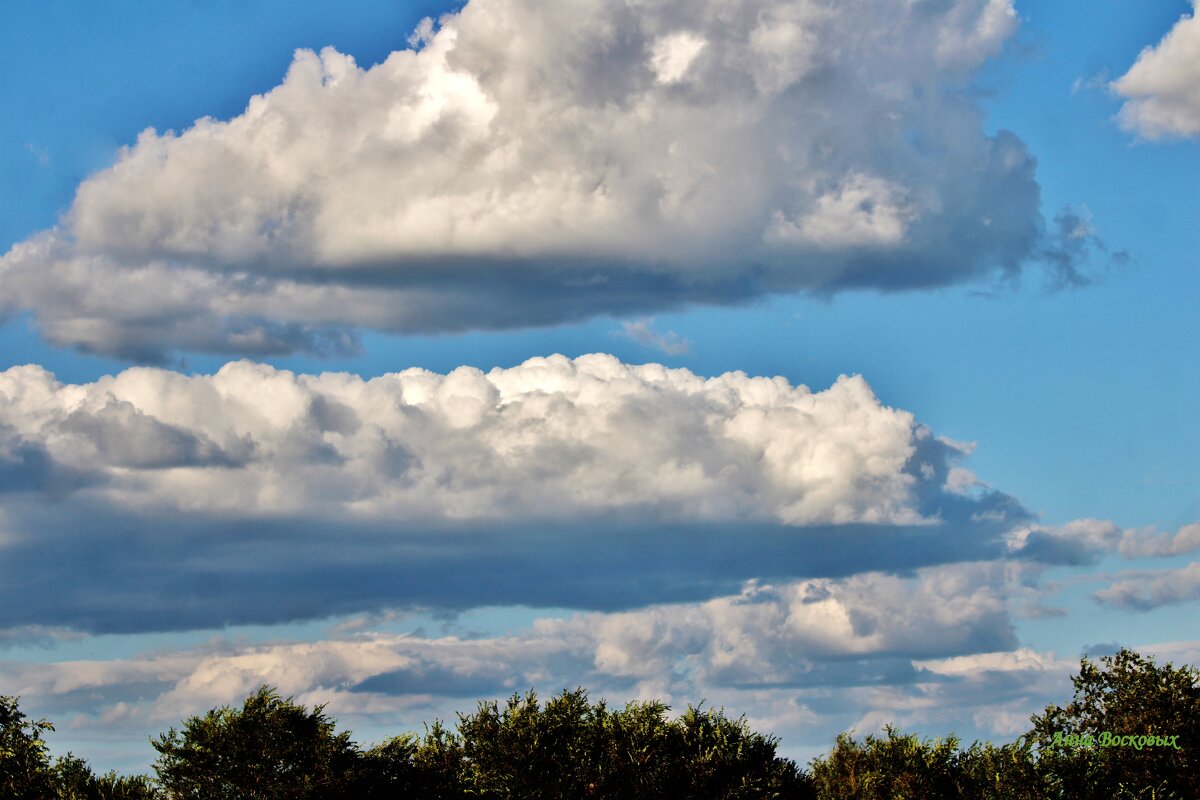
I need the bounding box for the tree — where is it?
[807,727,963,800]
[52,754,162,800]
[151,686,359,800]
[1,694,57,799]
[956,738,1045,800]
[449,688,810,799]
[671,704,811,800]
[1029,647,1200,799]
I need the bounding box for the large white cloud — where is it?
[0,0,1094,360]
[0,353,960,526]
[1113,2,1200,139]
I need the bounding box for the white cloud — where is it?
[1005,518,1121,564]
[0,354,956,527]
[650,31,707,84]
[546,562,1016,688]
[1,564,1018,736]
[1113,2,1200,139]
[18,561,1163,771]
[0,0,1084,360]
[1118,522,1200,558]
[1006,519,1200,564]
[617,318,692,355]
[1094,562,1200,610]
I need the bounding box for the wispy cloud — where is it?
[617,318,691,356]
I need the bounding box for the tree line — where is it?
[2,648,1196,799]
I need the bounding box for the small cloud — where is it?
[24,142,50,166]
[1038,206,1113,290]
[617,318,692,356]
[407,16,437,49]
[1094,563,1200,611]
[1070,69,1109,95]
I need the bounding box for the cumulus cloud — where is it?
[1,564,1019,741]
[0,0,1101,360]
[0,354,1032,633]
[13,561,1151,772]
[1117,522,1200,558]
[1094,563,1200,611]
[1005,518,1122,565]
[543,561,1016,688]
[0,354,966,526]
[1007,519,1200,564]
[1113,2,1200,139]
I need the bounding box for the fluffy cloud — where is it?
[1113,2,1200,139]
[18,557,1191,771]
[0,354,967,526]
[543,562,1016,688]
[0,354,1031,633]
[1095,563,1200,611]
[1006,519,1200,564]
[0,0,1097,360]
[1117,522,1200,558]
[1,564,1021,753]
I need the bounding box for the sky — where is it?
[0,0,1197,773]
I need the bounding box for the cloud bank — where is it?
[0,354,1030,633]
[0,561,1031,766]
[0,0,1098,360]
[1113,2,1200,140]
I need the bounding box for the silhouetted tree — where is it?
[151,686,359,800]
[1,695,57,799]
[449,688,810,799]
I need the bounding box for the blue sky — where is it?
[1,0,1197,772]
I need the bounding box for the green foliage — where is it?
[1,695,57,799]
[672,704,811,799]
[955,738,1046,800]
[808,730,1054,800]
[52,754,162,799]
[150,686,359,800]
[807,648,1199,800]
[807,727,964,800]
[1029,647,1200,799]
[409,688,809,799]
